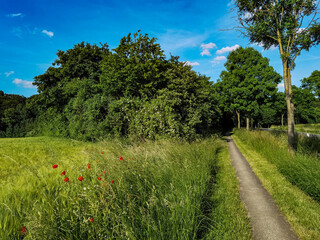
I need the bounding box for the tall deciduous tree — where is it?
[235,0,320,149]
[217,47,281,130]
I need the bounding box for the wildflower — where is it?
[78,176,83,181]
[90,149,93,151]
[64,177,69,182]
[87,163,91,170]
[101,152,104,154]
[111,180,114,184]
[89,218,94,222]
[119,156,123,161]
[97,177,102,180]
[103,171,106,174]
[61,171,66,175]
[21,226,26,236]
[52,164,58,169]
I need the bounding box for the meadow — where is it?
[233,129,320,240]
[271,123,320,135]
[0,136,251,239]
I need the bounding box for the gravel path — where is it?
[227,135,299,240]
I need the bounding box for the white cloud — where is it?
[216,44,240,54]
[6,13,23,18]
[252,42,277,52]
[13,78,36,88]
[5,71,14,77]
[185,61,200,66]
[227,1,233,7]
[42,30,54,37]
[201,49,211,56]
[200,42,217,56]
[243,12,253,20]
[297,28,305,34]
[211,56,227,66]
[278,83,285,88]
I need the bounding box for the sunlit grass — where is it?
[0,136,251,239]
[233,129,320,240]
[271,123,320,135]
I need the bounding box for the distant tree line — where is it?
[1,32,320,140]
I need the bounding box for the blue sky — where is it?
[1,0,320,97]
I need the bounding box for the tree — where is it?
[235,0,320,149]
[301,70,320,98]
[33,42,109,109]
[100,31,169,99]
[292,85,320,123]
[216,47,281,130]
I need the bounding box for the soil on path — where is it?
[227,135,299,240]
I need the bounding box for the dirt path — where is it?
[227,135,299,240]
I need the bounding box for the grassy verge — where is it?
[206,139,252,240]
[271,123,320,135]
[233,130,320,240]
[0,136,251,239]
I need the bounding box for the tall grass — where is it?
[0,136,251,239]
[271,123,320,135]
[233,129,320,240]
[234,129,320,203]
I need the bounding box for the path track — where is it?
[227,135,299,240]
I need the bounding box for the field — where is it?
[271,123,320,135]
[0,136,251,239]
[233,129,320,240]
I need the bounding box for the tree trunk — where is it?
[246,117,249,131]
[251,118,254,128]
[283,61,295,150]
[236,111,240,128]
[281,113,284,126]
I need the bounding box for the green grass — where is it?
[271,123,320,135]
[0,136,251,239]
[233,129,320,240]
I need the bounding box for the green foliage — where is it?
[301,70,320,98]
[1,31,220,140]
[0,93,26,134]
[216,47,281,127]
[293,85,320,123]
[235,0,320,63]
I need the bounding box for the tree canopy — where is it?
[216,47,281,129]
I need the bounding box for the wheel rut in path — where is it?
[227,135,299,240]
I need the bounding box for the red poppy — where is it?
[97,177,102,180]
[21,226,26,236]
[87,163,91,169]
[61,171,66,175]
[103,171,106,174]
[78,176,83,181]
[111,180,114,184]
[52,164,58,169]
[119,156,123,161]
[90,149,93,151]
[64,177,69,182]
[101,152,104,154]
[89,218,94,222]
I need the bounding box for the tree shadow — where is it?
[195,147,221,239]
